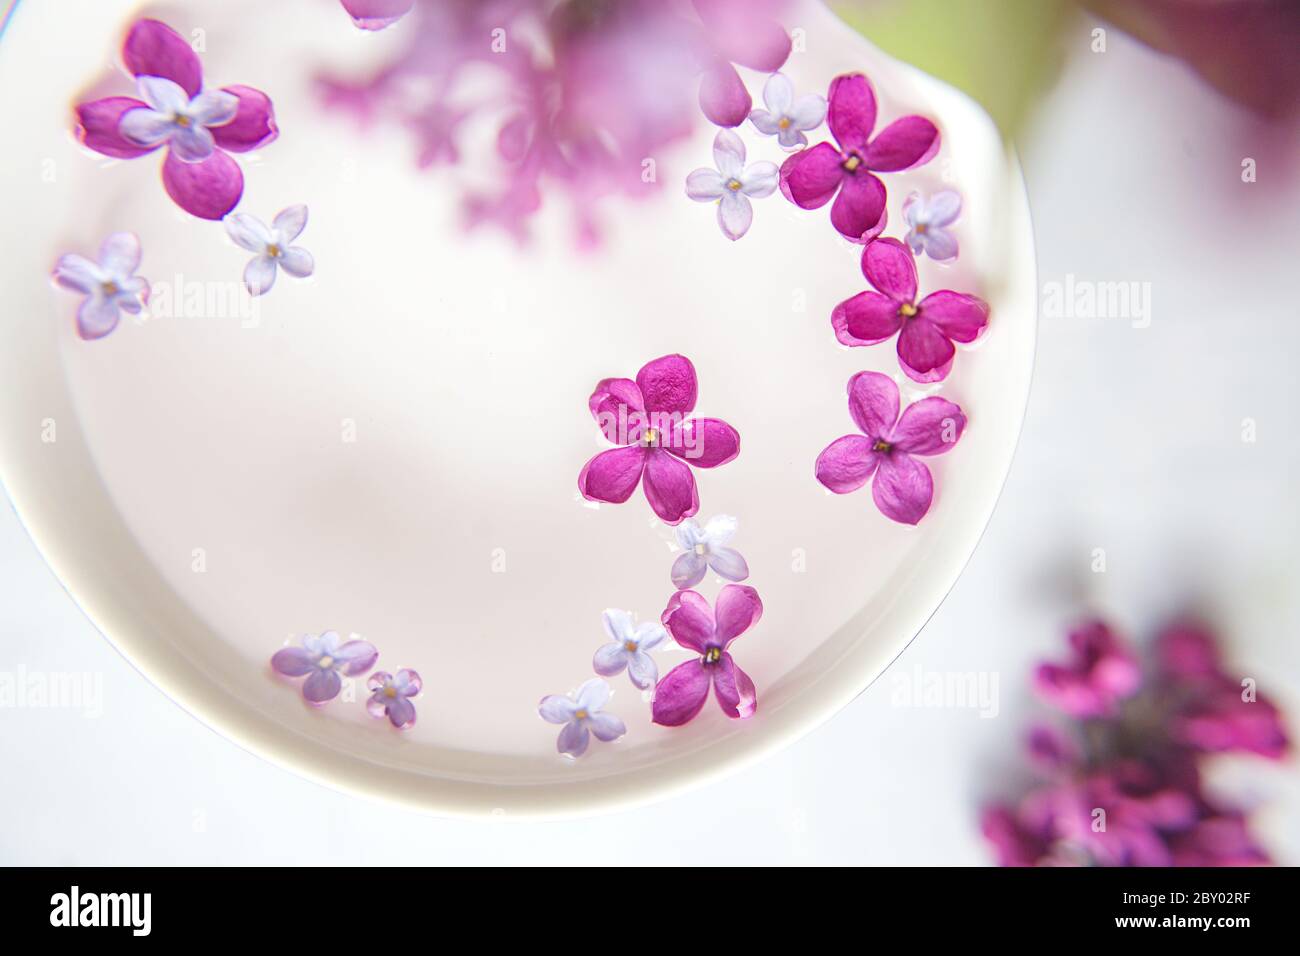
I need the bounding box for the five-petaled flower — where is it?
[538,678,627,757]
[75,19,278,220]
[749,72,827,151]
[224,205,315,295]
[271,631,379,704]
[340,0,414,31]
[833,238,989,383]
[578,353,740,525]
[779,73,940,243]
[367,669,422,729]
[52,232,149,340]
[814,371,966,525]
[653,584,761,726]
[671,514,749,589]
[686,129,779,240]
[593,609,668,690]
[903,190,961,261]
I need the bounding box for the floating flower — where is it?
[271,631,379,704]
[224,205,315,295]
[833,238,989,383]
[538,678,627,758]
[671,515,749,589]
[695,0,792,127]
[578,354,740,525]
[814,371,966,525]
[340,0,415,31]
[902,189,961,261]
[685,129,779,240]
[779,73,940,242]
[52,232,149,341]
[1032,619,1141,718]
[592,609,667,690]
[74,19,277,220]
[366,669,422,729]
[652,584,761,726]
[748,72,827,150]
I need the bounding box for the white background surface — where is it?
[2,26,1297,865]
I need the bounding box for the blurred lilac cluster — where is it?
[983,620,1289,866]
[320,0,791,247]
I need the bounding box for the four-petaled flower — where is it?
[815,371,966,525]
[538,678,627,758]
[780,73,940,243]
[578,353,740,525]
[52,232,149,341]
[75,19,278,220]
[593,609,668,690]
[671,515,749,589]
[686,130,779,241]
[833,238,989,383]
[224,205,315,295]
[903,190,962,261]
[271,631,379,704]
[653,584,762,726]
[749,72,827,151]
[340,0,415,31]
[367,669,422,729]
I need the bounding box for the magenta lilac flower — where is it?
[1032,619,1141,718]
[75,19,278,220]
[694,0,792,128]
[832,238,989,382]
[779,73,940,242]
[538,678,627,758]
[685,130,779,240]
[672,515,749,589]
[271,631,379,704]
[340,0,414,31]
[366,669,422,729]
[748,72,827,151]
[652,584,761,726]
[592,609,667,691]
[52,232,149,341]
[902,189,961,261]
[815,371,966,525]
[224,205,315,295]
[578,353,740,525]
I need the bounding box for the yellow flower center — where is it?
[574,708,588,720]
[318,655,334,669]
[641,426,660,447]
[915,223,928,235]
[266,243,282,258]
[842,155,861,172]
[384,686,397,698]
[174,113,192,128]
[100,280,119,297]
[726,179,743,191]
[693,543,707,556]
[873,440,892,454]
[704,647,722,664]
[899,302,918,318]
[778,117,791,130]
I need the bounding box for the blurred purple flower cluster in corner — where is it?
[321,0,792,247]
[983,619,1289,867]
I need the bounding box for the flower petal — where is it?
[790,93,828,130]
[815,435,879,494]
[578,444,646,504]
[917,228,959,261]
[76,296,121,341]
[557,720,590,757]
[778,142,842,209]
[334,640,379,675]
[699,61,751,128]
[341,0,415,31]
[302,668,342,703]
[827,73,877,152]
[748,109,782,136]
[279,247,314,278]
[593,642,630,677]
[846,370,900,439]
[538,694,578,724]
[244,256,277,296]
[385,696,416,729]
[762,72,793,115]
[861,237,918,302]
[635,622,667,651]
[713,127,747,178]
[830,172,887,243]
[210,85,278,152]
[135,75,191,114]
[686,168,727,201]
[587,711,626,742]
[168,123,216,163]
[270,646,315,677]
[714,583,762,645]
[118,107,177,148]
[703,514,737,544]
[576,677,611,712]
[897,317,956,379]
[651,660,712,727]
[919,291,989,343]
[75,97,157,158]
[123,19,204,97]
[697,0,792,71]
[601,608,635,644]
[162,147,243,220]
[666,417,740,468]
[872,453,934,525]
[643,449,699,524]
[707,546,749,582]
[672,551,708,590]
[98,232,142,275]
[53,254,102,294]
[625,650,658,691]
[716,191,753,240]
[661,589,715,653]
[636,353,697,416]
[865,116,940,172]
[713,652,757,719]
[890,397,966,456]
[224,213,272,251]
[189,89,239,127]
[740,161,779,198]
[837,292,903,347]
[926,190,962,226]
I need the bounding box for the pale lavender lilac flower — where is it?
[685,129,779,240]
[271,631,378,704]
[592,609,667,691]
[224,206,314,295]
[748,72,827,151]
[538,678,626,758]
[671,515,749,589]
[902,190,962,261]
[367,668,422,729]
[119,76,240,164]
[52,233,150,341]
